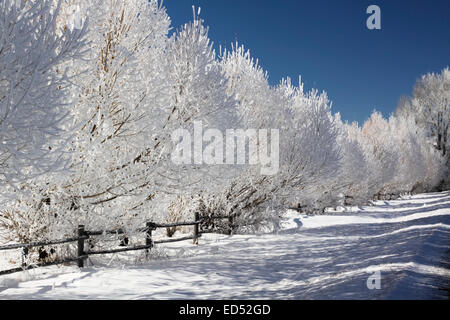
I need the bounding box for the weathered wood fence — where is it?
[288,193,406,213]
[0,213,235,276]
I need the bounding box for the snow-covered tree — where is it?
[0,0,86,186]
[354,111,399,198]
[394,68,449,189]
[329,116,368,206]
[280,83,341,212]
[166,10,237,131]
[411,68,449,158]
[1,0,175,248]
[162,10,241,195]
[385,116,425,195]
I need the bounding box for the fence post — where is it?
[193,212,200,245]
[77,225,85,268]
[21,247,29,268]
[228,214,234,236]
[145,222,153,258]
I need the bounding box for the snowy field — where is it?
[0,192,449,300]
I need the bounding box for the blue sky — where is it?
[163,0,450,124]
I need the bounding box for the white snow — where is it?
[0,192,449,300]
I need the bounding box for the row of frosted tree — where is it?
[0,1,448,248]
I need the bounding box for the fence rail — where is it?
[0,236,89,252]
[0,212,233,277]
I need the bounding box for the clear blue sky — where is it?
[163,0,450,124]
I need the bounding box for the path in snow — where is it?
[0,192,449,299]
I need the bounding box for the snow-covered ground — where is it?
[0,192,449,300]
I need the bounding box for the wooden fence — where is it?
[0,213,234,276]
